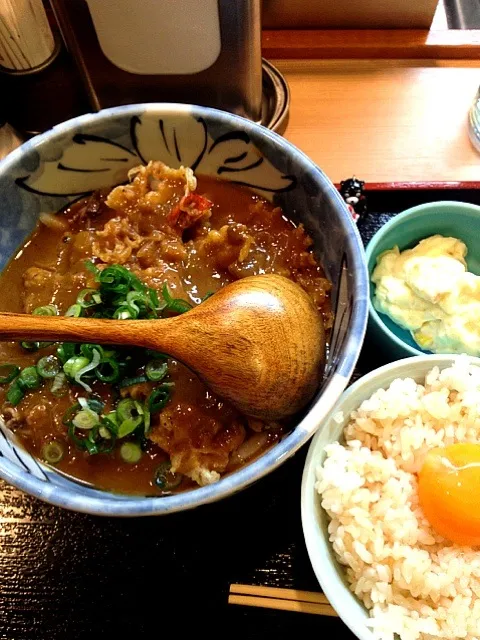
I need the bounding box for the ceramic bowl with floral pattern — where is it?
[0,104,368,515]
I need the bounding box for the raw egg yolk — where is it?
[418,443,480,545]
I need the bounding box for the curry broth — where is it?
[0,170,331,495]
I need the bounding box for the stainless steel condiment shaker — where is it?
[50,0,263,121]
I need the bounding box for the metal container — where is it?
[50,0,263,121]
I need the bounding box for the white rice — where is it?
[316,357,480,640]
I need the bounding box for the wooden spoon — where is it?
[0,274,325,420]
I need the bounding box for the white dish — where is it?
[301,354,480,640]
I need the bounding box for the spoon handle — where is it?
[0,312,168,351]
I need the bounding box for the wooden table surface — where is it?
[2,59,479,185]
[275,59,480,184]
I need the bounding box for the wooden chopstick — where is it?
[228,583,338,617]
[230,583,330,604]
[228,594,337,616]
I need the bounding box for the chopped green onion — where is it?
[100,411,119,436]
[169,299,192,313]
[96,264,145,298]
[65,304,83,318]
[145,349,168,360]
[201,291,214,303]
[85,260,99,275]
[21,341,38,351]
[21,264,182,456]
[64,397,114,455]
[125,291,158,317]
[118,374,148,389]
[147,384,174,413]
[20,308,54,348]
[78,396,104,414]
[7,380,24,406]
[117,417,142,438]
[99,437,116,454]
[63,403,80,426]
[113,305,137,320]
[134,400,145,416]
[145,360,168,382]
[76,288,102,308]
[143,406,151,433]
[63,398,104,426]
[73,350,100,392]
[67,422,86,449]
[0,364,20,384]
[64,349,101,392]
[116,398,139,424]
[99,426,112,440]
[50,372,68,397]
[21,340,53,352]
[19,366,41,390]
[41,441,64,464]
[72,409,99,430]
[161,283,173,305]
[154,461,182,491]
[57,342,79,364]
[80,344,104,361]
[63,356,90,380]
[162,284,193,314]
[67,423,115,455]
[82,261,192,323]
[120,441,142,464]
[125,291,142,314]
[37,355,61,379]
[84,429,101,455]
[95,358,120,383]
[148,288,164,314]
[33,304,58,316]
[115,398,145,438]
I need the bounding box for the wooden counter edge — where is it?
[262,29,480,60]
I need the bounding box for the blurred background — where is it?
[0,0,479,151]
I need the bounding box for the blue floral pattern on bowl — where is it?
[0,103,368,516]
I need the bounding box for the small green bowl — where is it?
[365,201,480,360]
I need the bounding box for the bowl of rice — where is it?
[302,354,480,640]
